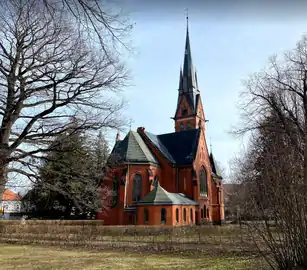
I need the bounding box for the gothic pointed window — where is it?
[144,208,149,224]
[180,123,184,131]
[190,208,193,222]
[132,174,142,202]
[161,208,167,224]
[200,167,208,196]
[183,208,187,223]
[176,208,179,223]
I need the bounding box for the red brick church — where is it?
[97,19,225,226]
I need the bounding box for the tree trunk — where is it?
[0,161,8,201]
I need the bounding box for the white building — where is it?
[0,189,22,219]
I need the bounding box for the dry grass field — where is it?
[0,244,265,270]
[0,222,271,269]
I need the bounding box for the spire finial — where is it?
[185,8,189,30]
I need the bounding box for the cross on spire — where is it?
[129,118,134,130]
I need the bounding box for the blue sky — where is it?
[8,4,307,193]
[115,8,307,179]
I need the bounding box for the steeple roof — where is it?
[177,17,200,113]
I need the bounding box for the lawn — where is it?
[0,244,266,270]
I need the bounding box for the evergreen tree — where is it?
[25,129,111,219]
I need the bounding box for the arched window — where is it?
[161,208,167,224]
[200,167,208,196]
[144,208,149,224]
[190,209,193,222]
[204,205,207,218]
[112,175,119,207]
[207,208,209,219]
[201,209,204,218]
[176,208,179,222]
[132,174,142,202]
[187,122,191,130]
[183,208,187,223]
[180,123,184,131]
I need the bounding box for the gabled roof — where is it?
[145,129,201,165]
[108,131,159,165]
[209,152,223,179]
[137,184,198,206]
[2,189,21,201]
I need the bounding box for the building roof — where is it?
[137,184,198,206]
[2,189,21,201]
[108,131,159,165]
[145,129,201,165]
[209,152,223,178]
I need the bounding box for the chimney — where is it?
[116,132,120,142]
[137,127,145,134]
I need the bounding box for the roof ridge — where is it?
[144,131,175,163]
[157,129,197,137]
[158,185,174,201]
[131,131,158,163]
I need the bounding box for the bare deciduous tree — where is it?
[234,36,307,269]
[0,0,131,200]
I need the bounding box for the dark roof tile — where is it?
[109,131,159,165]
[145,129,200,165]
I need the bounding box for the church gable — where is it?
[194,129,211,170]
[193,129,223,179]
[195,95,205,120]
[174,94,195,119]
[108,131,159,165]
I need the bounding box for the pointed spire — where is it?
[178,67,183,90]
[195,69,199,90]
[181,14,198,111]
[174,14,200,120]
[183,17,192,86]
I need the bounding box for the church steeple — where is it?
[181,16,199,100]
[173,16,205,133]
[178,67,183,90]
